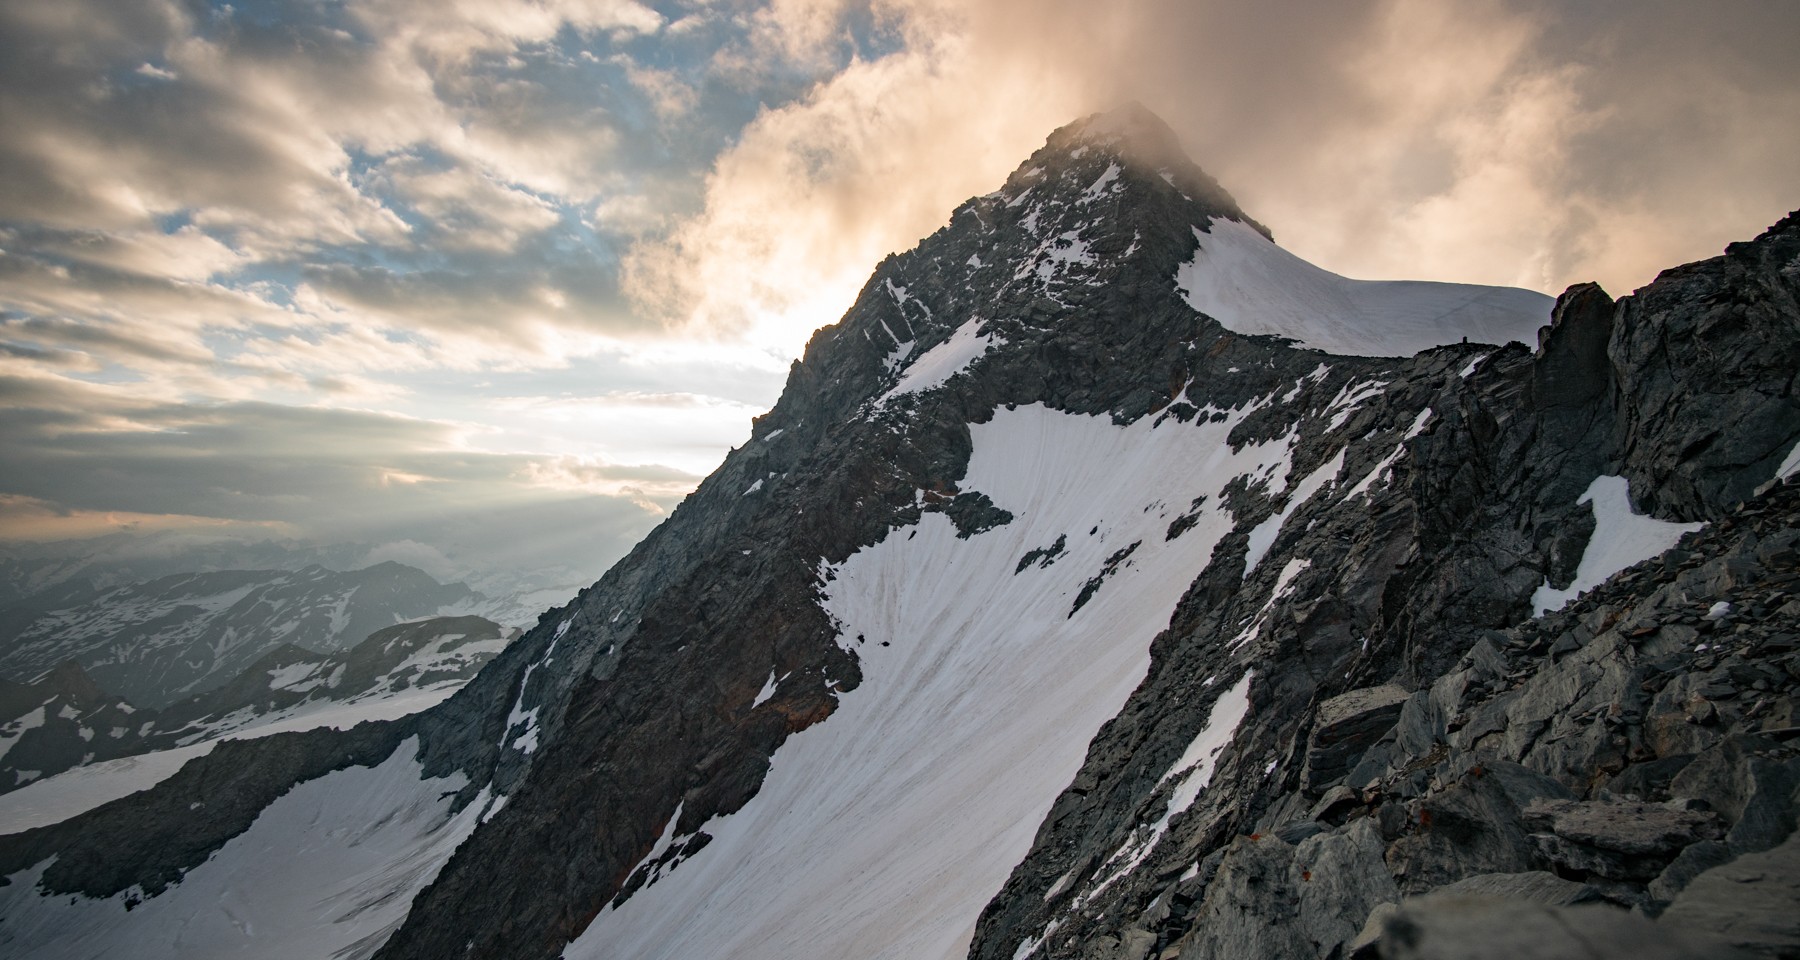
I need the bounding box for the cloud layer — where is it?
[2,0,1796,592]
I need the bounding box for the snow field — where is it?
[0,737,487,960]
[566,402,1306,960]
[1176,219,1552,357]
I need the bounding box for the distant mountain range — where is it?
[0,561,498,708]
[0,615,513,798]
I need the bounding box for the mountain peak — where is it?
[1004,102,1271,241]
[1054,101,1186,159]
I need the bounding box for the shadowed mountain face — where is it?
[1,105,1796,960]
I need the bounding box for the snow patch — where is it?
[1531,475,1704,615]
[1229,560,1312,651]
[1324,379,1387,432]
[751,671,781,709]
[1778,437,1800,480]
[266,661,322,691]
[1079,163,1122,203]
[1403,407,1434,440]
[1015,230,1097,287]
[881,318,1004,402]
[0,706,46,762]
[1243,449,1345,577]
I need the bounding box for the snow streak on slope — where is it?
[0,686,461,834]
[1176,219,1553,357]
[1068,671,1255,915]
[566,402,1302,960]
[1531,475,1705,615]
[0,737,487,960]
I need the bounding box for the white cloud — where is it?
[378,156,563,253]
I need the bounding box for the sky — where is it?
[1,0,1796,597]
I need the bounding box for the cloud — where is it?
[0,493,295,542]
[351,0,665,63]
[0,383,686,588]
[623,0,1800,350]
[622,14,1094,351]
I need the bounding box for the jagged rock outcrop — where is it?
[0,106,1794,960]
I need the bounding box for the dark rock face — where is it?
[1304,685,1410,791]
[1612,213,1800,520]
[2,106,1796,960]
[975,477,1800,960]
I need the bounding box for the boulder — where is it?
[1304,685,1411,792]
[1434,871,1600,907]
[1658,831,1800,958]
[1377,894,1743,960]
[1522,798,1723,881]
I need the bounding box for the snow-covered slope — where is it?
[569,401,1309,958]
[1176,219,1553,357]
[0,737,488,960]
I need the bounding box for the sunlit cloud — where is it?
[0,493,297,542]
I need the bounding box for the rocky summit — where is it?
[1,104,1796,960]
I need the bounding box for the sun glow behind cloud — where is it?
[1,0,1796,592]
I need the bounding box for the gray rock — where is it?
[1435,871,1600,907]
[1669,737,1800,852]
[1523,798,1723,881]
[1659,831,1800,957]
[1310,784,1363,822]
[1305,685,1411,792]
[1648,839,1734,904]
[1384,761,1574,894]
[1178,835,1309,960]
[1293,819,1402,958]
[1348,901,1398,959]
[1277,819,1330,844]
[1378,894,1743,960]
